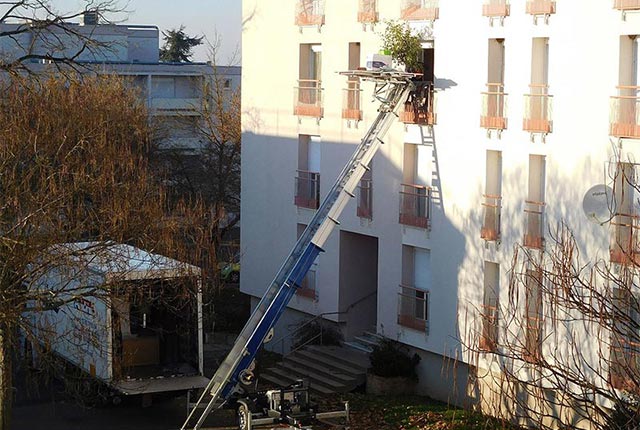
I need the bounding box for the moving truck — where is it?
[26,242,209,399]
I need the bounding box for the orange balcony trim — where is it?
[294,105,324,118]
[397,314,426,331]
[401,6,439,21]
[614,0,640,10]
[523,118,552,133]
[358,11,378,23]
[481,116,507,130]
[482,3,510,17]
[481,227,500,241]
[296,286,316,299]
[399,213,429,229]
[342,108,362,121]
[524,234,544,249]
[526,0,556,15]
[401,109,437,125]
[611,123,640,139]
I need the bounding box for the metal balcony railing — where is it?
[481,83,508,130]
[397,284,429,332]
[524,200,545,249]
[610,86,640,139]
[479,300,498,352]
[614,0,640,10]
[526,0,556,15]
[400,0,439,21]
[342,81,363,121]
[357,178,373,219]
[358,0,379,23]
[610,212,640,265]
[295,0,325,26]
[523,85,553,133]
[482,0,510,17]
[399,184,431,229]
[295,170,320,210]
[481,194,502,241]
[401,82,437,126]
[294,80,323,119]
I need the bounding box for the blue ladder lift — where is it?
[182,70,417,430]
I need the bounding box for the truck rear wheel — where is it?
[237,403,251,430]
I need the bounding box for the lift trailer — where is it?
[182,70,417,430]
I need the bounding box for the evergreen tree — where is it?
[159,26,203,62]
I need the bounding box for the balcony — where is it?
[481,194,502,241]
[397,284,429,332]
[295,170,320,210]
[526,0,556,15]
[295,0,325,27]
[614,0,640,10]
[358,0,379,24]
[610,338,640,390]
[297,269,317,299]
[480,83,508,131]
[523,85,553,134]
[610,86,640,139]
[401,83,437,126]
[149,98,201,116]
[342,81,363,122]
[610,212,640,265]
[294,80,323,119]
[399,184,431,229]
[357,178,372,219]
[400,0,439,21]
[524,200,545,249]
[479,301,498,352]
[482,0,510,19]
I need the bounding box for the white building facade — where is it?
[241,0,640,421]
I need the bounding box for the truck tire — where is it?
[237,402,251,430]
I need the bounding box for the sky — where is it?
[52,0,242,64]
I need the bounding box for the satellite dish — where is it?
[582,184,615,225]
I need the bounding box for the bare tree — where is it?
[463,162,640,430]
[0,74,214,430]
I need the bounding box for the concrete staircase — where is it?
[343,331,384,354]
[258,344,370,396]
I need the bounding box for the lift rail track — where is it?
[182,70,416,430]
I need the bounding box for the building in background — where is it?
[241,0,640,422]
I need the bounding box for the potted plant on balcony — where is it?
[366,338,421,395]
[380,21,424,73]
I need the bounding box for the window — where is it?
[524,154,546,249]
[295,135,321,209]
[480,262,500,352]
[524,38,553,137]
[398,246,430,333]
[296,224,317,299]
[295,0,325,28]
[357,163,373,219]
[481,39,507,133]
[524,268,543,362]
[481,151,502,241]
[399,144,432,229]
[611,36,640,139]
[611,163,639,264]
[295,44,323,119]
[343,43,362,123]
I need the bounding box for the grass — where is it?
[318,393,514,430]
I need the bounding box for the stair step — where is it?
[283,355,357,382]
[343,341,373,354]
[295,349,366,375]
[306,345,371,370]
[353,335,379,347]
[274,363,350,390]
[262,368,334,395]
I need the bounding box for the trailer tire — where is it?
[229,271,240,284]
[237,402,251,430]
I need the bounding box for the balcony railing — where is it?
[297,269,317,299]
[401,82,437,126]
[481,194,502,241]
[150,98,201,116]
[399,184,431,229]
[358,0,379,23]
[526,0,556,15]
[294,80,324,119]
[397,284,429,332]
[481,83,508,131]
[610,86,640,139]
[400,0,439,21]
[614,0,640,10]
[523,85,553,134]
[342,81,363,122]
[610,337,640,390]
[479,301,498,352]
[357,178,373,219]
[524,200,545,249]
[610,212,640,265]
[482,0,510,18]
[295,0,325,27]
[295,170,320,210]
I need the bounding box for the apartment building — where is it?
[241,0,640,421]
[0,13,240,152]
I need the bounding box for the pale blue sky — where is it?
[53,0,242,63]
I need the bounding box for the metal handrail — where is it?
[273,311,344,356]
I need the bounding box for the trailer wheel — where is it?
[237,402,251,430]
[229,271,240,284]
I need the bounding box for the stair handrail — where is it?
[343,290,377,314]
[273,311,344,355]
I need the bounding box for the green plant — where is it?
[369,339,421,380]
[379,20,424,72]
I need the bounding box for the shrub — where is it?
[370,339,421,380]
[379,20,424,73]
